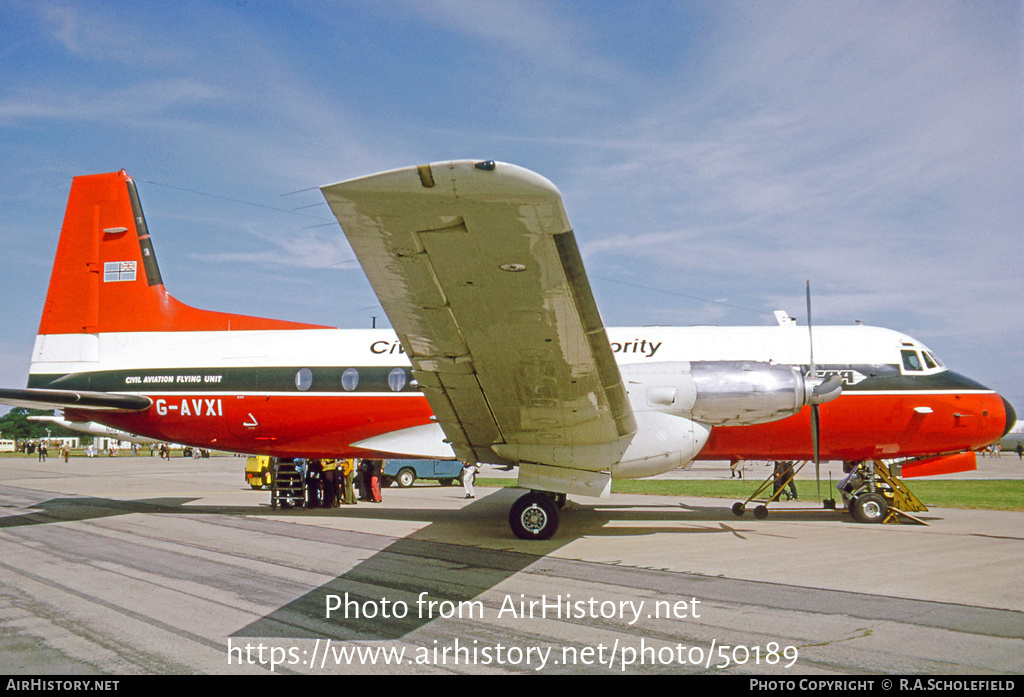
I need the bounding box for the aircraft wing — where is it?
[0,388,152,412]
[321,161,636,470]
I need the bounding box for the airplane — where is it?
[0,162,1015,539]
[27,412,160,446]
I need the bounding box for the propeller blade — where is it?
[812,403,821,499]
[806,280,814,376]
[807,281,822,499]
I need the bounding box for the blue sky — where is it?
[1,1,1022,413]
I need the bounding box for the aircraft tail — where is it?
[37,171,323,337]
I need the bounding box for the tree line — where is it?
[0,408,81,442]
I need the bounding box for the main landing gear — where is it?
[509,490,567,540]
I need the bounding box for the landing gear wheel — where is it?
[850,493,888,524]
[732,502,746,517]
[509,492,560,540]
[753,505,769,520]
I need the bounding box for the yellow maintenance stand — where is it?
[732,458,928,524]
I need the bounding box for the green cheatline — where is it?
[475,478,1024,512]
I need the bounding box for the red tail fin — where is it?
[39,171,325,335]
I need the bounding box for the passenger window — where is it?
[295,367,313,391]
[901,350,922,372]
[342,367,359,391]
[388,367,407,392]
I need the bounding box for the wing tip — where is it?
[321,160,561,201]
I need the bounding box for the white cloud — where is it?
[34,2,187,65]
[0,79,223,126]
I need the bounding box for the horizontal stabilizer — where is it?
[0,388,152,412]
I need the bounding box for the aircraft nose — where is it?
[1003,396,1017,437]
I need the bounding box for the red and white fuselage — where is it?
[29,323,1013,476]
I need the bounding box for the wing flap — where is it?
[322,161,636,469]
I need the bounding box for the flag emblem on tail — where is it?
[103,261,137,282]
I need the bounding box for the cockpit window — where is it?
[900,345,946,375]
[901,350,922,372]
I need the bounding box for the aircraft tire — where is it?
[850,493,888,524]
[509,492,560,540]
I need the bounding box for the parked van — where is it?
[382,459,464,488]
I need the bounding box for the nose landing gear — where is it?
[838,460,928,525]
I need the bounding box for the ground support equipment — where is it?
[731,460,833,520]
[271,460,306,510]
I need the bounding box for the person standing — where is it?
[341,459,357,504]
[368,459,383,503]
[462,462,478,499]
[772,461,798,500]
[305,459,323,508]
[321,459,338,508]
[356,459,369,501]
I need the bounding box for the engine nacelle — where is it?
[621,361,825,427]
[611,411,711,479]
[689,361,809,426]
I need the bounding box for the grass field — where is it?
[2,452,1020,511]
[477,478,1024,511]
